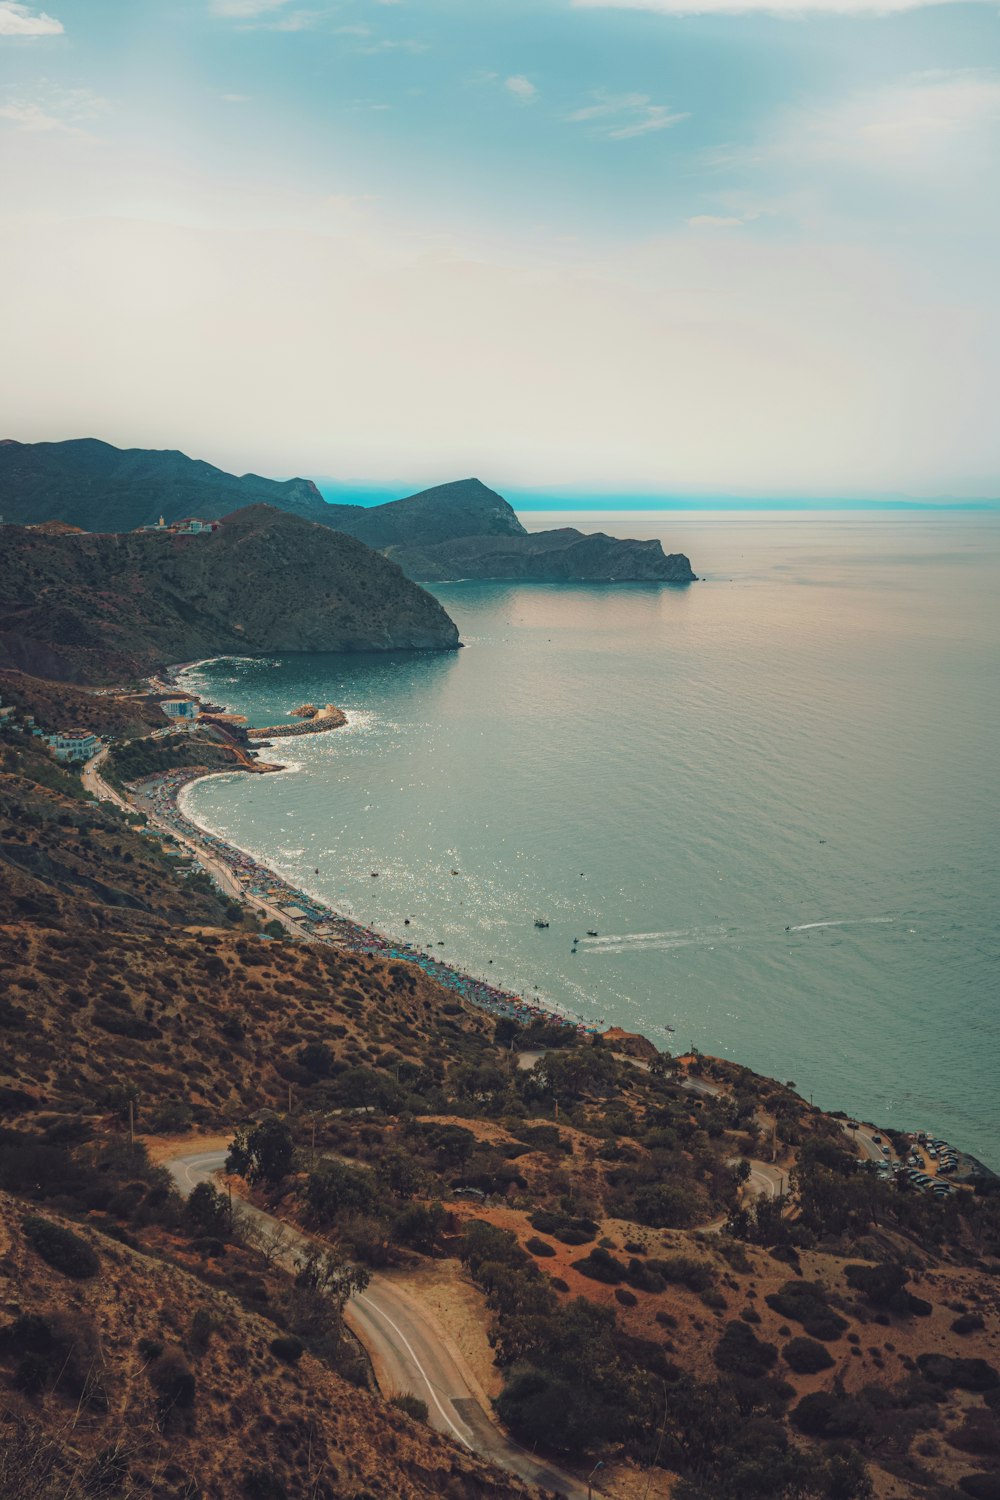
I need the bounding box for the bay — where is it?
[181,511,1000,1166]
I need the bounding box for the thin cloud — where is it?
[779,69,1000,169]
[687,213,745,226]
[0,86,108,132]
[0,2,63,36]
[505,75,538,102]
[568,90,688,139]
[210,0,291,15]
[573,0,970,13]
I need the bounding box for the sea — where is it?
[180,511,1000,1168]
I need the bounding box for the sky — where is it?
[1,0,999,501]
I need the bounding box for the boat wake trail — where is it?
[789,917,894,932]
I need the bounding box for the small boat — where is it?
[534,919,550,929]
[586,929,598,937]
[371,872,379,878]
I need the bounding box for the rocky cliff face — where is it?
[383,525,696,583]
[0,504,459,683]
[324,480,694,582]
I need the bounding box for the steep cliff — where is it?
[0,504,459,684]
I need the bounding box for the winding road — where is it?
[165,1149,589,1499]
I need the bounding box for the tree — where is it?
[294,1245,371,1307]
[377,1148,424,1200]
[302,1159,379,1224]
[184,1181,230,1239]
[227,1119,295,1187]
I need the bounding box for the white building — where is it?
[46,729,102,763]
[160,698,198,720]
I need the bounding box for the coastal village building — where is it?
[137,516,220,536]
[45,729,102,763]
[160,697,198,721]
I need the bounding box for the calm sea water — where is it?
[182,512,1000,1166]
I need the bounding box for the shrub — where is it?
[571,1247,626,1285]
[148,1347,196,1417]
[713,1320,778,1378]
[269,1335,304,1363]
[792,1390,870,1439]
[243,1469,287,1500]
[917,1354,1000,1392]
[526,1237,557,1258]
[765,1281,847,1342]
[528,1209,597,1245]
[646,1255,715,1294]
[390,1393,428,1423]
[22,1215,99,1279]
[615,1287,637,1308]
[959,1476,1000,1500]
[783,1337,835,1374]
[953,1313,987,1336]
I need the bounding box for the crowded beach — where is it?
[133,766,596,1039]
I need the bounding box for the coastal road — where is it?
[166,1150,589,1500]
[843,1121,894,1164]
[84,748,315,941]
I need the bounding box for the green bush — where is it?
[713,1320,778,1378]
[148,1347,196,1417]
[526,1236,557,1258]
[571,1247,626,1285]
[22,1215,99,1279]
[783,1337,835,1374]
[528,1208,597,1245]
[269,1335,304,1363]
[765,1281,847,1342]
[959,1476,1000,1500]
[390,1393,428,1423]
[791,1390,871,1439]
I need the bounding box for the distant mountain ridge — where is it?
[0,439,696,583]
[0,438,331,531]
[0,503,459,684]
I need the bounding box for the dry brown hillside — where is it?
[0,1192,522,1500]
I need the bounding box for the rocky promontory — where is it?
[0,505,460,684]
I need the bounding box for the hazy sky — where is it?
[1,0,999,498]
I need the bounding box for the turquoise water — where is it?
[182,512,1000,1166]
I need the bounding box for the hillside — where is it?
[3,731,1000,1500]
[2,442,697,583]
[0,505,459,684]
[0,437,330,531]
[0,1192,522,1500]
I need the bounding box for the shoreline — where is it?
[134,761,595,1039]
[152,662,995,1173]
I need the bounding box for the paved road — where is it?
[166,1150,589,1499]
[843,1120,894,1164]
